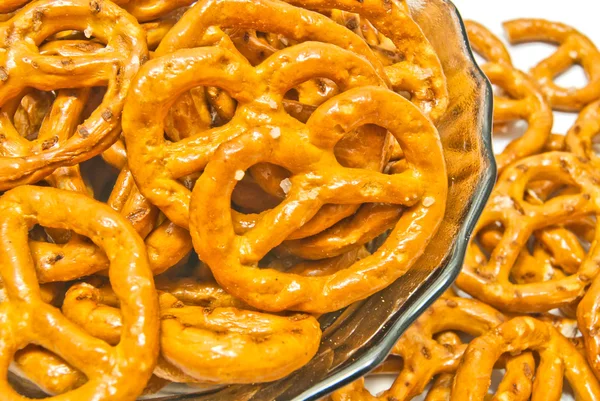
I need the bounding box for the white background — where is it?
[366,0,599,399]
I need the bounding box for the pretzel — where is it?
[61,281,321,384]
[451,316,600,400]
[504,19,600,111]
[0,0,147,190]
[565,99,600,165]
[0,186,159,400]
[328,297,538,401]
[153,48,446,312]
[465,22,553,173]
[465,20,512,65]
[457,152,600,313]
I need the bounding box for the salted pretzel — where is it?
[566,99,600,165]
[0,186,159,400]
[457,152,600,313]
[504,19,600,111]
[451,316,600,400]
[465,21,553,173]
[61,281,322,384]
[328,297,539,401]
[152,46,446,312]
[0,0,147,190]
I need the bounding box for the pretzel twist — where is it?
[504,19,600,111]
[451,316,600,400]
[0,186,159,401]
[170,47,445,312]
[457,152,600,312]
[0,0,147,190]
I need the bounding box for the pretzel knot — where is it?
[0,186,159,401]
[457,152,600,313]
[466,21,552,173]
[504,19,600,111]
[0,0,147,190]
[451,316,600,400]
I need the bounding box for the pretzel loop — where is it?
[0,0,147,190]
[0,186,159,401]
[458,152,600,312]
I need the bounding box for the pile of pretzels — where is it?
[328,19,600,401]
[0,0,453,399]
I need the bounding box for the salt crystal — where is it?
[280,178,292,194]
[270,127,281,139]
[569,50,578,59]
[234,170,245,181]
[25,37,35,45]
[84,27,93,39]
[422,196,435,207]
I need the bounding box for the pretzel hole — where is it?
[284,79,340,123]
[164,87,237,141]
[11,89,55,141]
[474,222,505,257]
[231,172,283,214]
[10,344,87,397]
[80,156,119,202]
[553,63,587,89]
[510,41,557,72]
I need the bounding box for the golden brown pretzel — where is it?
[0,186,159,400]
[465,20,512,65]
[565,99,600,165]
[0,0,147,190]
[189,83,446,313]
[328,297,538,401]
[451,316,600,400]
[504,19,600,111]
[124,42,387,230]
[457,152,600,313]
[61,281,322,384]
[282,0,448,121]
